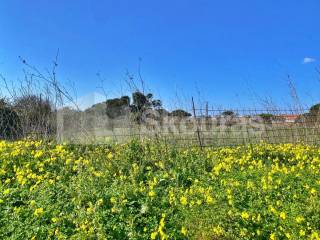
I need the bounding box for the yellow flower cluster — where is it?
[0,140,319,239]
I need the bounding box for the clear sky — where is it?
[0,0,319,110]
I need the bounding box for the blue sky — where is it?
[0,0,319,110]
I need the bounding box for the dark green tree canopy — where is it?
[106,96,130,108]
[310,103,320,114]
[105,96,130,119]
[130,92,161,111]
[222,110,235,116]
[259,113,275,124]
[170,109,192,117]
[130,91,162,123]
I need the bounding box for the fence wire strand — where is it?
[52,107,320,147]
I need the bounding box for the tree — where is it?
[221,110,237,127]
[105,96,130,119]
[221,110,235,116]
[130,91,162,123]
[170,109,192,118]
[295,103,320,125]
[310,103,320,114]
[259,113,274,124]
[309,103,320,122]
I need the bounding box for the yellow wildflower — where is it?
[107,152,113,160]
[151,231,158,239]
[241,211,250,220]
[3,189,10,195]
[279,212,286,220]
[310,188,317,195]
[270,233,276,240]
[295,216,304,224]
[206,195,214,204]
[181,226,187,236]
[299,230,305,236]
[148,190,156,198]
[34,208,44,217]
[180,196,188,206]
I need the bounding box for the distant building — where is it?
[279,114,299,123]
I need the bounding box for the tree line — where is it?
[0,91,192,140]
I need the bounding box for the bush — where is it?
[13,95,54,137]
[0,106,21,140]
[170,109,192,118]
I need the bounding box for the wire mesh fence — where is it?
[2,98,320,147]
[55,107,320,147]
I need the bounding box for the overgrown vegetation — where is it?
[0,140,319,239]
[0,96,54,140]
[0,105,21,140]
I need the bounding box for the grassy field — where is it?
[0,140,320,239]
